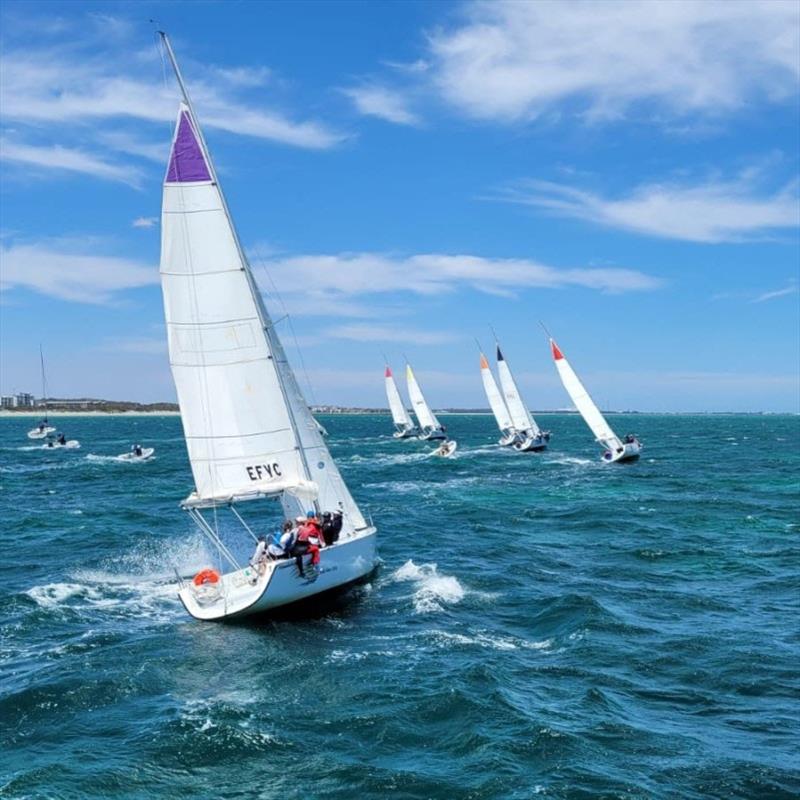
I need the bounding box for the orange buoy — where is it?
[193,568,220,586]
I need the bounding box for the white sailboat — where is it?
[157,33,377,621]
[27,347,56,439]
[405,364,447,441]
[495,344,550,452]
[478,351,517,446]
[385,366,417,438]
[549,338,641,463]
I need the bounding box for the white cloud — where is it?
[324,323,458,344]
[0,47,343,150]
[1,139,140,185]
[499,176,800,243]
[261,251,662,300]
[132,216,158,229]
[342,85,420,126]
[0,240,158,303]
[427,0,800,123]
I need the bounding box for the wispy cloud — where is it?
[342,85,420,126]
[324,323,457,344]
[1,139,141,185]
[0,239,157,303]
[498,175,800,243]
[752,284,799,303]
[261,251,662,301]
[426,0,800,124]
[132,216,158,229]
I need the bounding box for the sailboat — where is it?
[157,33,377,621]
[549,337,641,463]
[27,346,56,439]
[405,364,447,441]
[495,344,550,452]
[478,351,517,446]
[385,366,417,438]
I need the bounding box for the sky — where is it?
[1,0,798,412]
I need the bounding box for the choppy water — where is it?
[1,413,799,799]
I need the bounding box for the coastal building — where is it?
[1,395,16,408]
[15,393,35,407]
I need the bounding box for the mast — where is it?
[158,32,314,490]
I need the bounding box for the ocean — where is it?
[1,413,798,799]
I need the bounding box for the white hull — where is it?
[419,428,447,441]
[513,432,549,452]
[118,448,155,461]
[498,430,518,447]
[392,427,418,439]
[178,527,377,621]
[28,426,55,439]
[603,440,642,463]
[43,440,80,449]
[433,440,457,458]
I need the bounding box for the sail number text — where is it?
[246,462,283,481]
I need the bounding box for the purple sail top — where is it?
[166,110,211,183]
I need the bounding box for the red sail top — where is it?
[385,366,392,378]
[550,340,564,361]
[479,354,489,369]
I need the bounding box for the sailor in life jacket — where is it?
[268,520,297,560]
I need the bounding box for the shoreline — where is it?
[0,410,181,417]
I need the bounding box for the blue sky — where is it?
[1,0,798,411]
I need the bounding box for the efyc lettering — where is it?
[245,462,283,481]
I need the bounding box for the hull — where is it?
[498,430,518,447]
[43,440,80,449]
[514,436,548,452]
[419,428,447,441]
[118,448,155,461]
[28,426,55,439]
[392,427,417,439]
[603,440,642,463]
[178,527,377,621]
[433,440,457,457]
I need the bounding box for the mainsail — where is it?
[160,101,366,532]
[406,364,441,431]
[496,346,541,436]
[550,339,621,450]
[385,367,413,430]
[480,353,513,432]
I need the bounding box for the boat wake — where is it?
[24,537,212,622]
[85,453,156,464]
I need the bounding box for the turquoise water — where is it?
[1,413,799,799]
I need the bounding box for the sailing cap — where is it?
[306,510,317,518]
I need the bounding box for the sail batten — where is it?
[550,338,621,449]
[496,345,541,436]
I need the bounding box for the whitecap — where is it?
[391,560,466,614]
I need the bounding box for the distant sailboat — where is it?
[157,33,377,621]
[27,346,56,439]
[405,364,447,441]
[479,351,516,446]
[385,366,417,438]
[549,337,641,463]
[495,344,549,452]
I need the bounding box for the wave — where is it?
[85,453,155,464]
[390,559,466,614]
[425,628,553,652]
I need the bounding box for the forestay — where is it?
[385,367,413,429]
[480,353,513,431]
[160,103,366,532]
[551,339,621,450]
[496,347,541,436]
[406,364,441,431]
